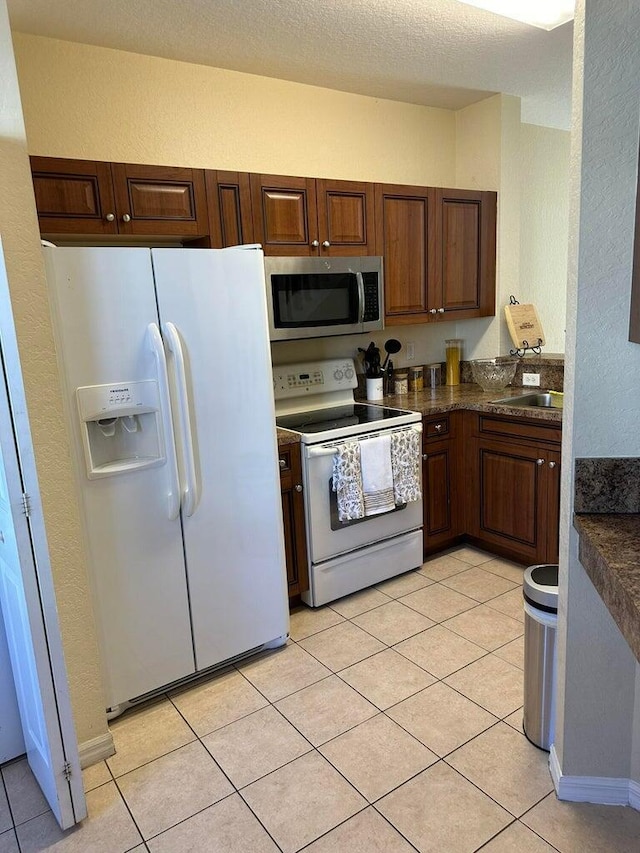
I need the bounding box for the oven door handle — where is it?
[356,272,365,326]
[306,444,344,459]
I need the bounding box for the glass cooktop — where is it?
[276,403,415,435]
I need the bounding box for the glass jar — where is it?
[427,363,442,388]
[445,339,462,386]
[408,365,424,392]
[394,371,408,394]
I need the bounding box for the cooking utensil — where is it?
[381,339,402,371]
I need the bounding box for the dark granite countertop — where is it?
[276,428,301,447]
[276,383,563,447]
[373,384,563,422]
[574,514,640,663]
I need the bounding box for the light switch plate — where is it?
[523,372,541,387]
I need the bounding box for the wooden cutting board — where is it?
[504,302,546,349]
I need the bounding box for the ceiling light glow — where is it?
[457,0,575,30]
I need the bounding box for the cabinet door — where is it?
[205,171,254,248]
[279,446,309,599]
[111,163,209,237]
[435,188,497,320]
[30,157,117,235]
[375,184,437,324]
[545,450,561,563]
[316,179,375,255]
[250,174,318,256]
[422,413,461,554]
[472,436,548,565]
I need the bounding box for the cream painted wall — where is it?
[12,33,456,186]
[555,0,640,788]
[0,4,107,745]
[520,123,571,353]
[455,94,522,361]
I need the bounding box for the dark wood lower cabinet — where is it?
[422,412,462,555]
[464,412,561,565]
[279,444,309,600]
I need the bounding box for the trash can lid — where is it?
[523,564,558,612]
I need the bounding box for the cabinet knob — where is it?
[322,240,330,248]
[295,484,303,492]
[311,239,319,247]
[122,213,131,223]
[429,308,437,315]
[279,458,286,468]
[438,307,445,313]
[548,461,556,469]
[434,423,443,432]
[105,213,115,222]
[422,453,428,461]
[536,458,545,466]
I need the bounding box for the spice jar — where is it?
[394,371,408,394]
[408,365,424,392]
[445,339,463,386]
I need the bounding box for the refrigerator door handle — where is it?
[162,321,198,517]
[146,323,181,520]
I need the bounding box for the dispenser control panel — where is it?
[77,380,159,422]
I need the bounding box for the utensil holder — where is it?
[366,377,384,401]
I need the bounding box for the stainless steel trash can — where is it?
[523,564,558,751]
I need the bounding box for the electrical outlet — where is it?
[523,372,541,387]
[406,342,415,361]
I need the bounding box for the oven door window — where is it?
[271,272,359,328]
[328,478,406,531]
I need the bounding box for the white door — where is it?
[0,605,24,763]
[0,252,86,827]
[152,247,289,670]
[44,247,194,710]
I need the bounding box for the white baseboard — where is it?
[78,732,115,769]
[550,744,638,808]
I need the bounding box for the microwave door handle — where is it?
[356,272,365,326]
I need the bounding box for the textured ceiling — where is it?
[7,0,574,128]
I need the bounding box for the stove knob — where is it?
[345,367,354,379]
[334,369,344,381]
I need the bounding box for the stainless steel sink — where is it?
[491,392,563,409]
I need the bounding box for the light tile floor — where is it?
[3,547,640,851]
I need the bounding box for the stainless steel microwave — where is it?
[264,256,384,341]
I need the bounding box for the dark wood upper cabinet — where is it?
[315,179,375,255]
[435,188,497,319]
[30,157,118,236]
[111,164,209,237]
[375,184,437,323]
[376,183,496,325]
[251,174,375,256]
[205,171,254,248]
[250,174,318,255]
[30,157,209,239]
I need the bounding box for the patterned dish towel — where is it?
[332,441,365,521]
[391,428,422,504]
[360,434,396,516]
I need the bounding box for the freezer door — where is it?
[44,247,195,708]
[151,247,289,670]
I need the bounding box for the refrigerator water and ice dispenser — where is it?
[76,380,165,478]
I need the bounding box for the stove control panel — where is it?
[273,359,358,399]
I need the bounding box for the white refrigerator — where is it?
[44,246,289,714]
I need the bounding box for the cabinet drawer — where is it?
[423,415,450,442]
[477,415,561,446]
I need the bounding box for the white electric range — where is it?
[274,358,424,606]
